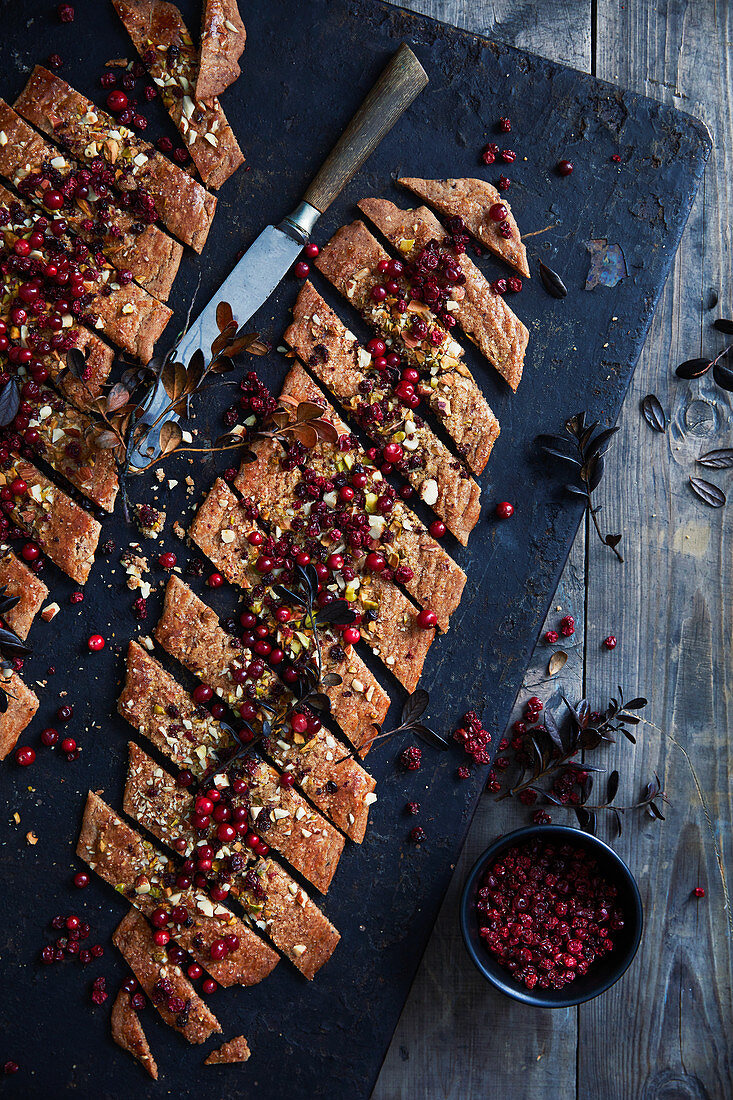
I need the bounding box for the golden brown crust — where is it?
[154,575,281,708]
[316,220,499,474]
[1,458,101,584]
[280,364,467,630]
[0,98,182,300]
[0,180,171,361]
[398,177,530,277]
[205,1035,251,1064]
[189,479,390,752]
[59,332,116,411]
[123,742,341,978]
[0,551,48,639]
[88,280,172,361]
[77,791,279,986]
[284,282,481,545]
[197,0,246,101]
[15,67,217,252]
[234,441,433,692]
[20,386,119,512]
[0,673,39,760]
[358,197,529,391]
[113,0,244,190]
[154,577,376,840]
[113,910,221,1044]
[110,989,159,1079]
[119,641,346,893]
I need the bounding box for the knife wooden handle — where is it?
[302,44,428,215]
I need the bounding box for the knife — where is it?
[129,43,428,469]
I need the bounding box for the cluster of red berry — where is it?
[40,912,104,968]
[477,839,624,990]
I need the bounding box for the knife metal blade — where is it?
[128,43,428,470]
[127,210,316,469]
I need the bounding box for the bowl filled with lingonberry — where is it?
[460,825,643,1007]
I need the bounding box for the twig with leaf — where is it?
[362,687,450,754]
[538,412,624,561]
[500,688,666,835]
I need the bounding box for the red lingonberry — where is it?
[495,501,514,519]
[544,630,559,644]
[409,826,426,842]
[693,887,706,898]
[406,801,420,815]
[400,746,422,771]
[603,635,617,650]
[557,159,574,176]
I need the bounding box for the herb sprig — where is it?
[499,689,666,835]
[538,411,624,560]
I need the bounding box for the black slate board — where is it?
[0,1,709,1097]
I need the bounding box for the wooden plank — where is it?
[375,7,591,1097]
[374,536,586,1099]
[580,3,733,1098]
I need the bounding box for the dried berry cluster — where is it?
[476,839,625,990]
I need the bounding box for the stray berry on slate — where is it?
[15,746,35,766]
[544,630,559,644]
[498,174,511,190]
[693,887,706,898]
[498,117,511,132]
[48,53,63,70]
[557,159,574,176]
[87,634,105,652]
[406,801,420,815]
[491,278,508,295]
[603,635,617,650]
[611,153,621,162]
[507,276,523,293]
[294,261,310,279]
[208,572,224,588]
[304,242,320,259]
[400,746,422,771]
[409,826,426,843]
[57,3,74,21]
[481,142,499,165]
[560,615,575,637]
[457,765,471,779]
[501,149,517,163]
[74,872,90,888]
[495,501,514,519]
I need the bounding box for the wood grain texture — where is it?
[377,1,731,1098]
[582,2,733,1098]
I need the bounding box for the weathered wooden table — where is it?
[375,2,733,1097]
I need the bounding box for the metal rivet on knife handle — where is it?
[302,43,428,215]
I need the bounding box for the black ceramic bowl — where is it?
[460,825,643,1007]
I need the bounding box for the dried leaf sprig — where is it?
[498,689,666,836]
[538,411,623,561]
[0,584,32,714]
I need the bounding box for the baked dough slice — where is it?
[112,0,244,190]
[197,0,246,101]
[110,989,159,1079]
[358,197,529,391]
[398,176,530,277]
[205,1035,251,1064]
